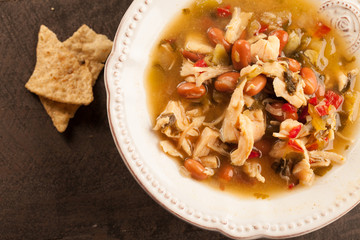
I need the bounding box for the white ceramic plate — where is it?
[105,0,360,238]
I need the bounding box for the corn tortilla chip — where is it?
[85,60,105,85]
[25,25,94,105]
[37,25,112,132]
[63,24,113,63]
[39,97,80,133]
[39,61,103,132]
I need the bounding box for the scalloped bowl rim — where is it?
[104,0,360,238]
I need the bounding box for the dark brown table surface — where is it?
[1,0,360,239]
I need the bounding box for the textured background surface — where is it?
[0,0,359,239]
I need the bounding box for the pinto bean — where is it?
[300,67,318,95]
[214,72,240,93]
[254,139,272,156]
[207,27,231,52]
[177,82,206,99]
[181,50,204,62]
[184,159,208,180]
[231,39,251,71]
[287,58,301,72]
[244,74,267,96]
[270,30,289,55]
[218,164,234,182]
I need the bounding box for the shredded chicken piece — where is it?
[180,139,192,156]
[261,61,287,79]
[153,101,190,139]
[326,105,337,141]
[200,156,219,169]
[185,32,214,54]
[154,101,188,131]
[240,64,261,78]
[243,162,265,183]
[160,140,183,158]
[293,159,314,186]
[180,60,233,86]
[309,150,345,166]
[158,43,176,70]
[292,139,314,186]
[186,108,201,118]
[244,95,255,107]
[242,109,266,142]
[230,114,254,166]
[225,7,253,44]
[240,60,286,80]
[203,111,226,127]
[207,142,230,157]
[273,119,303,140]
[298,123,313,138]
[273,77,307,108]
[153,114,174,132]
[185,75,196,83]
[228,109,265,165]
[338,73,348,92]
[220,80,247,143]
[248,33,267,44]
[178,116,204,146]
[310,157,330,168]
[338,69,359,92]
[251,36,280,62]
[193,127,220,158]
[177,116,205,155]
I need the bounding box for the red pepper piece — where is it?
[288,125,302,138]
[217,5,232,17]
[288,183,295,190]
[308,97,318,105]
[282,103,297,113]
[256,24,269,35]
[314,104,328,116]
[248,148,261,159]
[324,90,344,109]
[314,99,330,116]
[314,22,331,38]
[306,142,319,151]
[194,59,208,67]
[288,139,304,152]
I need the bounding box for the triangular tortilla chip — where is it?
[38,61,103,132]
[25,25,94,105]
[37,25,112,132]
[63,24,113,63]
[39,96,80,133]
[85,60,105,85]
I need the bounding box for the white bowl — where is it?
[105,0,360,238]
